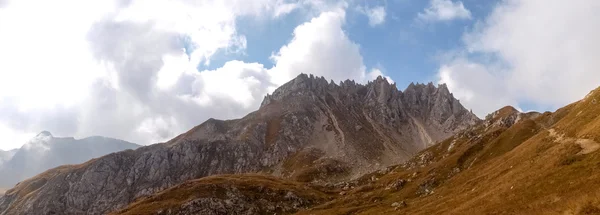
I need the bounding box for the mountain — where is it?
[0,74,478,215]
[113,86,600,215]
[0,131,140,188]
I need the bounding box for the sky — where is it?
[0,0,599,150]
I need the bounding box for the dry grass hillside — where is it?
[113,86,600,215]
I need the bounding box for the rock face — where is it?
[0,131,140,188]
[0,74,478,215]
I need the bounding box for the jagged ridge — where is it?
[0,74,478,215]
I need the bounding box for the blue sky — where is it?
[1,0,600,150]
[203,0,500,91]
[193,0,544,114]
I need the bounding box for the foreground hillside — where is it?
[112,174,336,215]
[0,74,477,215]
[116,86,600,215]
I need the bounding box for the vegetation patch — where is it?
[580,202,600,215]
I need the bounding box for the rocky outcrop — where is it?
[0,74,478,215]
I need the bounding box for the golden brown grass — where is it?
[280,148,351,183]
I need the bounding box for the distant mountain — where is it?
[0,74,478,215]
[0,131,140,188]
[0,149,16,195]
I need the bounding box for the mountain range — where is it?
[1,74,599,215]
[0,74,478,214]
[0,131,140,189]
[114,86,600,215]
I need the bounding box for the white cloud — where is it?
[437,59,517,117]
[195,61,273,108]
[269,8,369,85]
[0,124,35,151]
[272,2,300,18]
[417,0,471,23]
[0,0,391,150]
[358,5,386,26]
[0,0,112,110]
[0,0,8,8]
[437,0,600,117]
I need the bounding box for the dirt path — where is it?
[548,129,600,155]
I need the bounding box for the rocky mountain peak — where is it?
[36,131,53,138]
[371,75,392,85]
[261,73,332,107]
[483,106,524,128]
[437,83,451,95]
[485,106,519,121]
[404,82,449,97]
[26,131,55,148]
[364,76,398,105]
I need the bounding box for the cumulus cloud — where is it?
[357,5,386,26]
[269,8,369,85]
[437,59,517,117]
[0,0,390,150]
[417,0,471,23]
[87,20,183,102]
[437,0,600,117]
